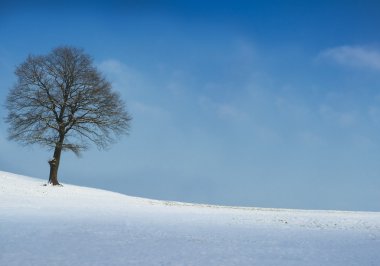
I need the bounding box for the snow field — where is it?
[1,171,380,265]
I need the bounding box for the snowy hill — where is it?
[1,171,380,265]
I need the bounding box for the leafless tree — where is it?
[5,46,132,185]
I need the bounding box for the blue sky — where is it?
[1,1,380,211]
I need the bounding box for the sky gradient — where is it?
[1,0,380,211]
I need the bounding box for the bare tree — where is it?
[5,46,132,185]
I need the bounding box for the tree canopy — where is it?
[6,46,132,185]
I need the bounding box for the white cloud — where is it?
[368,106,380,125]
[98,59,124,74]
[131,101,170,120]
[198,97,249,122]
[217,104,249,121]
[274,95,311,120]
[97,59,143,97]
[319,45,380,71]
[339,113,357,127]
[298,131,325,146]
[319,105,357,127]
[234,38,256,64]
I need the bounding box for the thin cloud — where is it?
[97,59,143,96]
[217,104,249,121]
[198,96,249,122]
[318,45,380,71]
[131,101,171,120]
[319,104,357,128]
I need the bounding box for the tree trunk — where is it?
[48,143,63,185]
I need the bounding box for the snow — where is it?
[1,171,380,265]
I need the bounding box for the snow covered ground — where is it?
[1,171,380,265]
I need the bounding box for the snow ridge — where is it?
[1,171,380,266]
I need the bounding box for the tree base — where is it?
[43,183,63,187]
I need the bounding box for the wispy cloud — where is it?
[198,96,249,122]
[131,101,170,120]
[97,59,144,97]
[318,45,380,71]
[218,104,249,121]
[319,104,357,127]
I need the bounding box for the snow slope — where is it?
[1,171,380,266]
